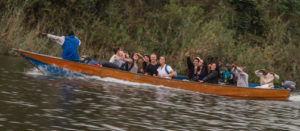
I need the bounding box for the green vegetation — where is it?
[0,0,299,85]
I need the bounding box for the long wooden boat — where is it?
[15,49,291,101]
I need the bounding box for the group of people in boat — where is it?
[184,52,279,89]
[41,31,283,89]
[108,47,176,79]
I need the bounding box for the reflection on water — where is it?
[0,55,300,130]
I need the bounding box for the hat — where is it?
[195,57,201,61]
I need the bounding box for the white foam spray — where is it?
[288,94,300,102]
[80,75,161,87]
[25,68,165,88]
[25,68,46,76]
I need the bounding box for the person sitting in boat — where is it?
[41,30,80,61]
[255,68,279,89]
[145,53,160,76]
[140,54,150,74]
[128,53,141,73]
[231,64,248,87]
[228,64,238,85]
[109,47,124,67]
[199,63,219,84]
[197,60,208,81]
[119,51,135,71]
[157,56,176,79]
[220,66,233,85]
[185,51,208,81]
[185,51,200,80]
[109,47,132,69]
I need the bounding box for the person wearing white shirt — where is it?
[108,47,132,69]
[109,47,124,68]
[255,69,279,89]
[232,64,248,87]
[157,56,175,79]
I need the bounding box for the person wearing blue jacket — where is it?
[220,66,233,84]
[41,31,80,61]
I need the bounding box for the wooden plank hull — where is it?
[16,49,291,101]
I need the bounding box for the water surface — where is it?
[0,55,299,130]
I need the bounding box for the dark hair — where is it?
[160,56,166,62]
[144,54,149,58]
[201,60,208,73]
[214,62,220,76]
[131,53,138,61]
[113,47,120,54]
[144,55,150,63]
[68,30,75,36]
[144,55,150,59]
[264,67,269,71]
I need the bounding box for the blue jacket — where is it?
[221,70,232,83]
[62,36,80,61]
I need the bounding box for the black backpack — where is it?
[120,61,134,71]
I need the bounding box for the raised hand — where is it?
[40,32,47,36]
[185,51,190,57]
[137,53,143,57]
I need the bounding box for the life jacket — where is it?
[221,70,232,83]
[62,36,80,61]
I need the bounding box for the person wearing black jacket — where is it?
[185,52,201,80]
[200,63,219,84]
[198,61,208,80]
[145,53,160,76]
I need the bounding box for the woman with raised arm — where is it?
[139,54,150,74]
[128,53,141,73]
[185,51,201,81]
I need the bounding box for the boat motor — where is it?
[281,81,296,92]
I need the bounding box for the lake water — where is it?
[0,55,300,130]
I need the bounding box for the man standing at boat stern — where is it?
[41,30,80,61]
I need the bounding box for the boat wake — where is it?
[25,66,82,78]
[288,94,300,102]
[80,75,161,87]
[25,68,166,88]
[25,68,46,76]
[25,68,299,102]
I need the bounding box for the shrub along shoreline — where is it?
[0,0,299,85]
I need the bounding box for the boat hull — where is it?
[16,49,290,101]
